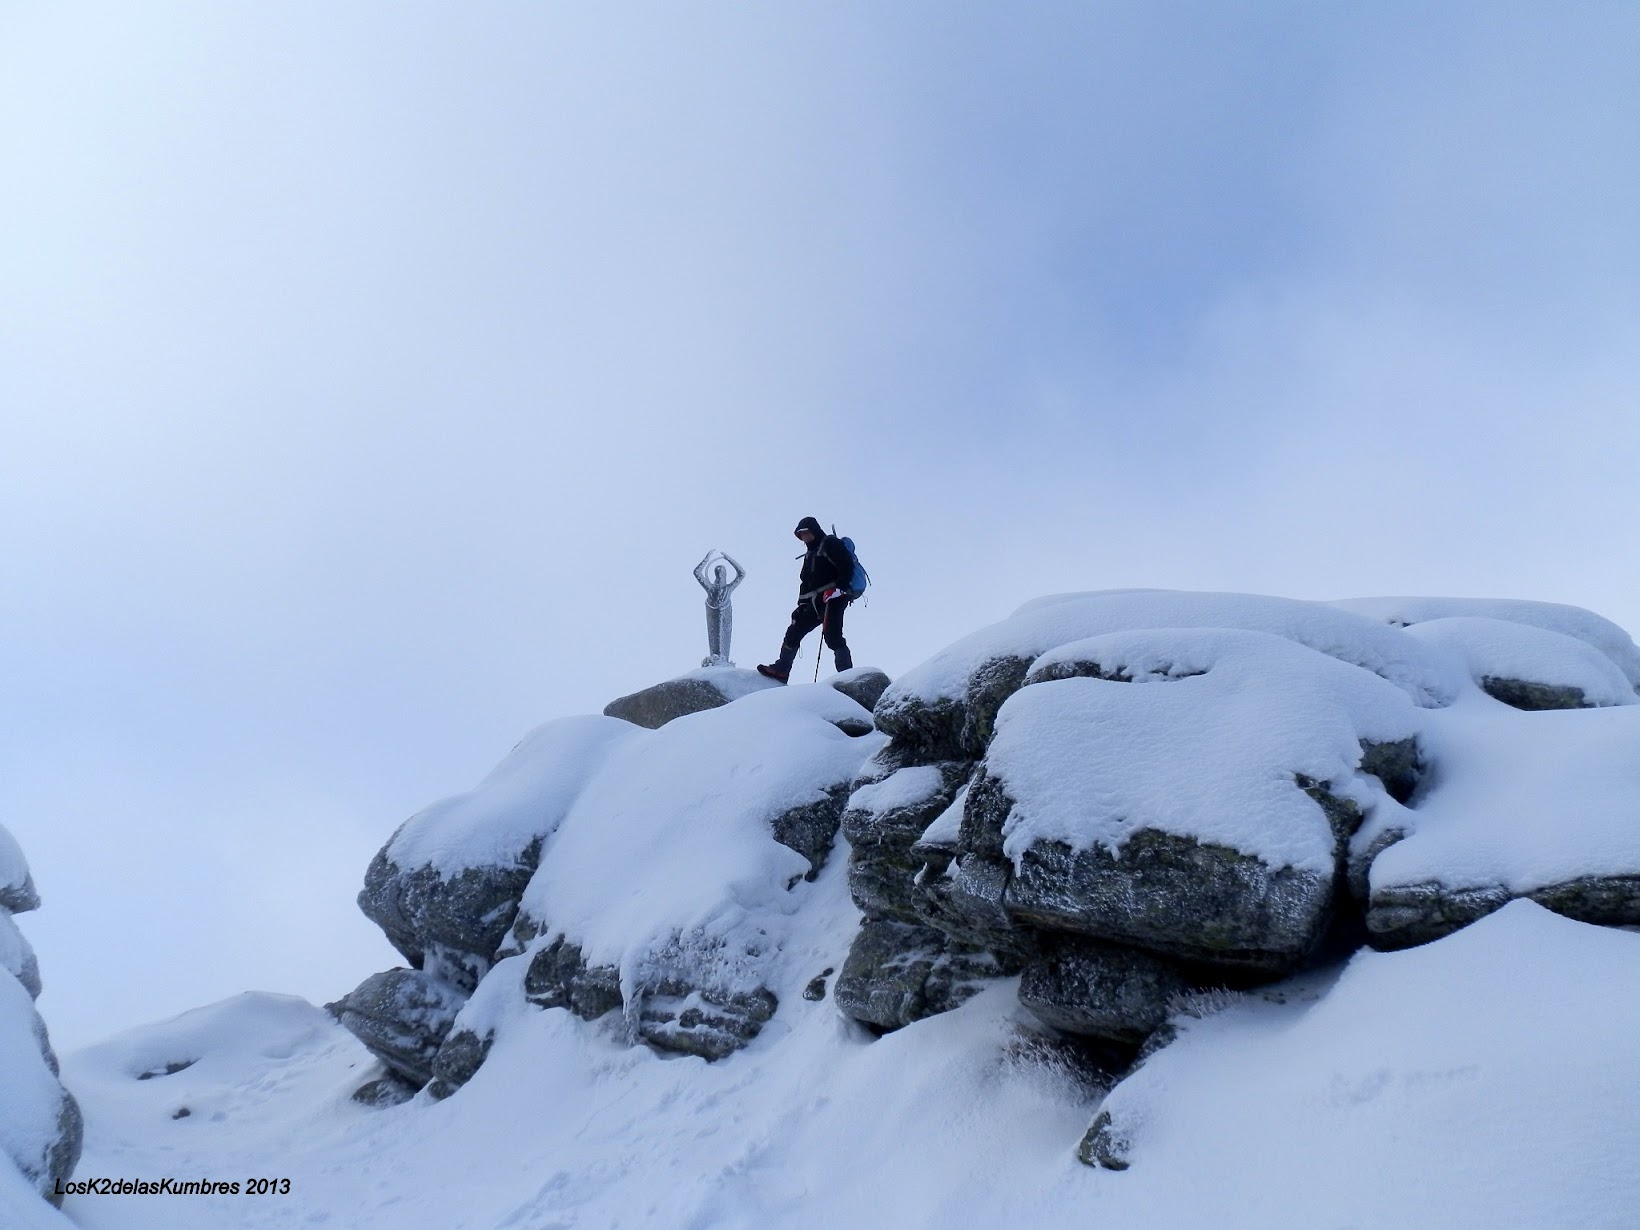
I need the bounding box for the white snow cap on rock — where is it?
[386,715,645,876]
[883,590,1464,711]
[0,823,38,913]
[988,628,1421,874]
[1400,616,1638,707]
[1368,697,1640,894]
[519,683,884,994]
[1333,595,1640,686]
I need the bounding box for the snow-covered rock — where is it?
[833,919,1001,1031]
[1018,934,1187,1044]
[358,715,642,991]
[0,823,79,1214]
[1401,615,1639,710]
[0,977,80,1211]
[0,824,40,915]
[1333,595,1640,686]
[602,666,782,729]
[969,628,1421,972]
[347,678,882,1094]
[1362,698,1640,946]
[326,968,467,1089]
[841,747,974,925]
[344,717,645,1088]
[0,911,41,1001]
[506,683,881,1063]
[875,591,1461,758]
[840,593,1640,1047]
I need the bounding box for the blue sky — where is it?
[3,1,1639,1048]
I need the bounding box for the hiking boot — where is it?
[756,663,790,683]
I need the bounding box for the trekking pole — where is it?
[814,600,829,683]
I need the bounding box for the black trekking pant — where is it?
[780,593,852,671]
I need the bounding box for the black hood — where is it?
[794,516,824,538]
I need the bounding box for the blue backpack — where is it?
[833,528,870,597]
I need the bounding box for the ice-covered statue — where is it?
[694,549,746,668]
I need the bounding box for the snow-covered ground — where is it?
[57,886,1640,1230]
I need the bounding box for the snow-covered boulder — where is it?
[358,716,642,990]
[840,608,1441,1033]
[875,591,1459,759]
[505,684,881,1063]
[64,992,384,1165]
[1333,595,1640,687]
[842,591,1640,1050]
[359,680,882,1094]
[602,666,781,730]
[1362,700,1640,947]
[1401,615,1639,710]
[965,629,1421,972]
[0,823,79,1211]
[0,825,40,915]
[834,729,1045,1028]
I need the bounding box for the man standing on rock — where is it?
[757,516,855,682]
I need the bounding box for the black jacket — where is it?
[795,516,850,598]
